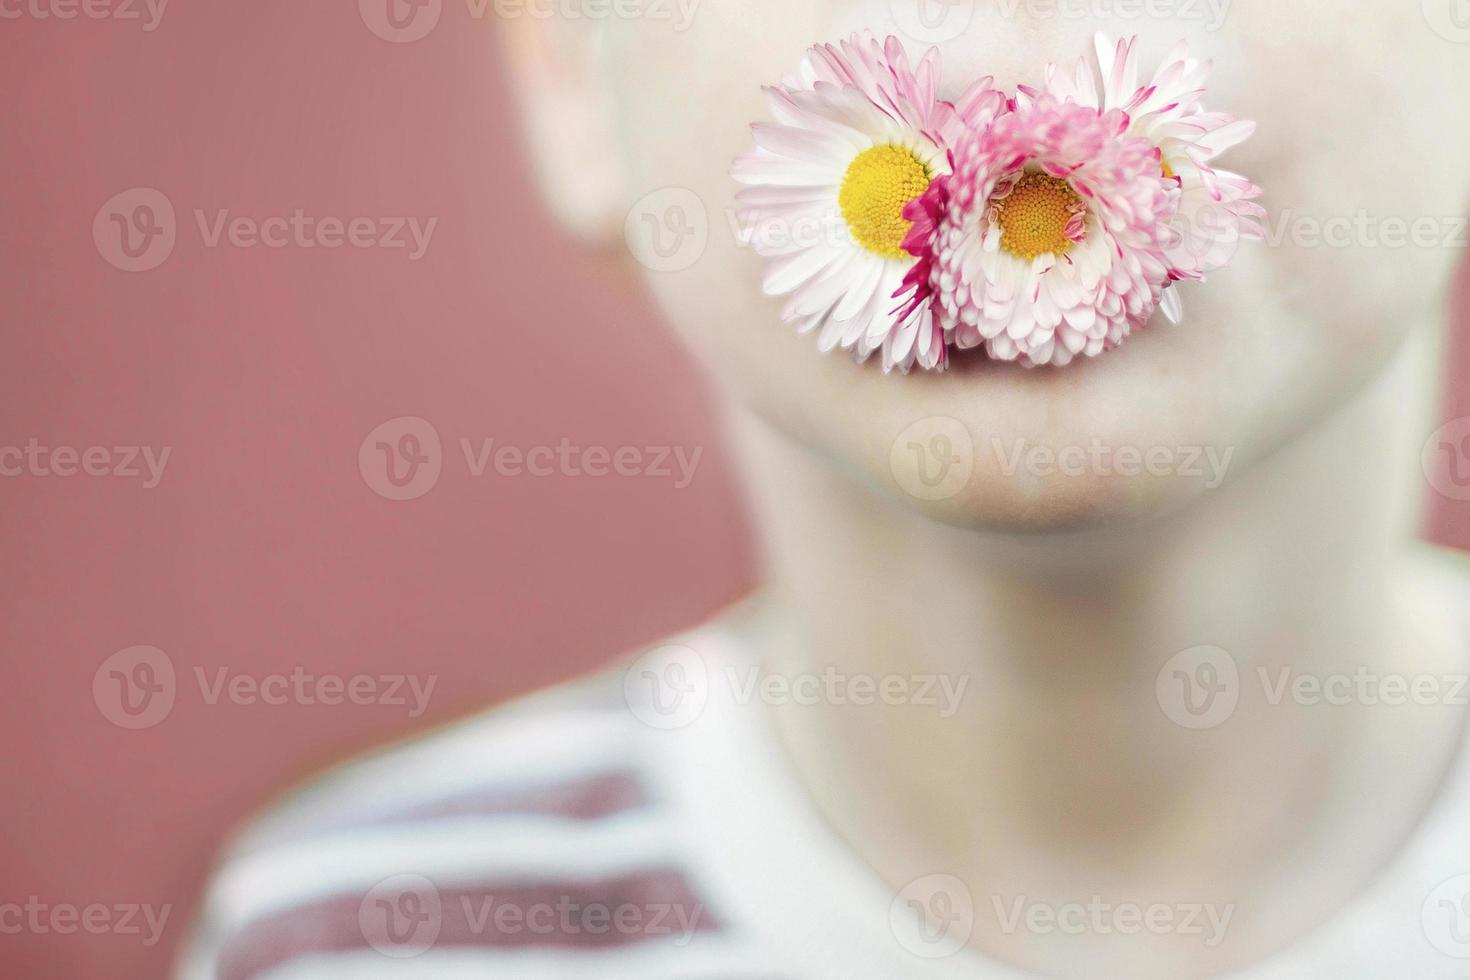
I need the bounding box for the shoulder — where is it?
[173,650,734,980]
[221,667,645,855]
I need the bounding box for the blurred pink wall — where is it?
[2,7,754,978]
[0,5,1465,978]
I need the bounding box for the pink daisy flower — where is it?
[732,33,1006,373]
[901,95,1180,368]
[1039,35,1266,324]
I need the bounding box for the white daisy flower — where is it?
[732,33,1005,372]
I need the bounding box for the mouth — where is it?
[732,31,1263,376]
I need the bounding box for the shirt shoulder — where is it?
[174,661,737,980]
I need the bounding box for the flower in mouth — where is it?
[732,33,1006,373]
[901,95,1180,367]
[1039,34,1266,323]
[736,33,1264,371]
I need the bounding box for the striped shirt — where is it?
[177,620,1470,979]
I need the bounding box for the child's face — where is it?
[508,3,1470,530]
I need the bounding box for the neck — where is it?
[721,329,1466,977]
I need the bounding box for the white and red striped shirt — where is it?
[178,619,1470,979]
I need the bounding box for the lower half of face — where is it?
[604,3,1470,531]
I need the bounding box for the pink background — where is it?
[1,5,1466,977]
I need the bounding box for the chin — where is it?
[890,464,1234,536]
[830,317,1261,534]
[651,266,1385,541]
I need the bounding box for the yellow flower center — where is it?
[1161,157,1176,180]
[839,145,932,260]
[994,173,1084,261]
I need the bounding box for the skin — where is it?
[500,4,1470,977]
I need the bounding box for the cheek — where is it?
[607,22,808,367]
